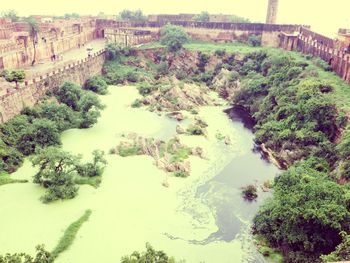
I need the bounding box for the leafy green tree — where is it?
[0,245,52,263]
[1,9,19,22]
[121,243,177,263]
[4,70,25,88]
[253,159,350,262]
[160,24,189,52]
[32,147,80,203]
[77,150,107,177]
[193,11,210,22]
[17,118,60,155]
[64,13,80,19]
[25,17,40,66]
[55,82,82,111]
[247,35,261,47]
[39,102,81,131]
[85,76,108,95]
[119,9,146,22]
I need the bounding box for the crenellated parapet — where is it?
[0,49,105,123]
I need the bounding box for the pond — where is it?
[0,86,279,263]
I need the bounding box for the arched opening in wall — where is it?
[101,29,105,38]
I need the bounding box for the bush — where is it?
[242,184,258,200]
[157,61,169,76]
[247,35,262,47]
[121,243,177,263]
[175,69,187,80]
[55,82,82,111]
[126,71,139,82]
[214,49,226,57]
[160,24,189,52]
[85,76,108,95]
[137,82,155,96]
[0,245,52,263]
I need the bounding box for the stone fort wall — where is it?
[0,50,105,123]
[280,27,350,85]
[96,19,301,47]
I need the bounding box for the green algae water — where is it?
[0,86,279,262]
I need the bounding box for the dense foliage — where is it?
[160,24,189,52]
[253,158,350,262]
[0,81,103,175]
[32,147,106,203]
[118,9,147,22]
[226,50,350,261]
[192,11,210,22]
[121,243,177,263]
[0,245,51,263]
[84,76,108,95]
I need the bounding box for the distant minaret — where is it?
[266,0,279,24]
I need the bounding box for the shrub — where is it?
[242,184,258,200]
[214,49,226,57]
[247,35,262,47]
[126,71,139,82]
[131,99,143,108]
[160,24,189,52]
[85,76,108,95]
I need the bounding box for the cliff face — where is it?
[0,51,105,123]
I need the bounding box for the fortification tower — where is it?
[266,0,279,24]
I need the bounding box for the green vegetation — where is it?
[1,9,19,22]
[242,185,258,200]
[247,35,261,47]
[192,11,210,22]
[2,69,25,87]
[321,231,350,262]
[0,172,27,186]
[0,245,51,263]
[160,24,189,52]
[25,17,40,66]
[230,14,251,23]
[117,144,142,157]
[0,81,103,177]
[84,76,108,95]
[253,158,350,262]
[118,9,147,22]
[0,210,91,262]
[121,243,177,263]
[51,210,92,260]
[32,147,106,203]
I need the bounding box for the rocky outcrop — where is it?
[212,68,241,100]
[112,134,206,179]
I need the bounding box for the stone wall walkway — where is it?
[23,39,106,79]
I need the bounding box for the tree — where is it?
[25,17,40,66]
[76,150,107,177]
[160,24,189,52]
[0,245,52,263]
[4,70,25,88]
[119,9,147,22]
[31,147,80,203]
[17,118,61,155]
[253,159,350,262]
[193,11,210,22]
[64,13,80,19]
[1,9,19,22]
[55,82,82,111]
[121,243,177,263]
[85,76,108,95]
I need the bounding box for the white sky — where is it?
[1,0,349,37]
